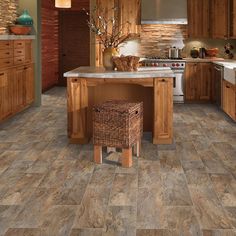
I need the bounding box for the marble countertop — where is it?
[0,35,36,40]
[64,66,175,79]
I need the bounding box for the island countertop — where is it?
[64,66,175,78]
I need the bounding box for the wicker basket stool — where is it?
[93,100,143,168]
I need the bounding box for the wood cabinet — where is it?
[153,78,173,144]
[230,0,236,38]
[0,69,12,120]
[0,40,34,123]
[211,0,229,39]
[185,62,212,102]
[187,0,210,38]
[222,79,236,120]
[187,0,235,39]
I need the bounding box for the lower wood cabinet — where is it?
[185,62,212,102]
[0,64,34,122]
[153,78,173,144]
[222,79,236,120]
[0,69,12,120]
[0,39,34,122]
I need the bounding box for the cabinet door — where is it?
[223,79,236,120]
[199,63,212,101]
[187,0,210,38]
[117,0,141,35]
[211,0,229,39]
[24,64,34,105]
[153,78,173,144]
[230,0,236,38]
[11,66,25,113]
[0,69,12,120]
[25,40,33,63]
[185,63,198,101]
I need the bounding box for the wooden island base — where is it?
[67,77,173,145]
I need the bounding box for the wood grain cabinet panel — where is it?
[0,69,12,120]
[24,65,34,105]
[11,66,25,113]
[199,63,212,100]
[187,0,210,38]
[211,0,229,39]
[185,63,198,101]
[153,78,173,144]
[0,40,34,123]
[230,0,236,38]
[185,63,212,102]
[222,79,236,120]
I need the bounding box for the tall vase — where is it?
[102,47,119,70]
[16,9,33,26]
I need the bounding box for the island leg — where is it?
[153,78,173,144]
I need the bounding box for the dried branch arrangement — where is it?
[84,6,139,48]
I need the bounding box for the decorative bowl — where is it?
[206,48,219,57]
[10,25,31,35]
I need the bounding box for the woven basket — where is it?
[93,100,143,149]
[113,56,140,72]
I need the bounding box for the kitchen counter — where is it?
[64,66,175,78]
[0,35,36,40]
[65,66,174,145]
[184,57,225,62]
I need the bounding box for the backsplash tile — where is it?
[0,0,18,34]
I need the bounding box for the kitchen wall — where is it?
[119,24,236,59]
[0,0,18,34]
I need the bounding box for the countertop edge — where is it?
[64,67,175,78]
[0,35,36,40]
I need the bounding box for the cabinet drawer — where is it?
[14,40,25,49]
[14,48,25,57]
[0,41,13,50]
[14,56,25,65]
[0,49,13,59]
[0,58,13,68]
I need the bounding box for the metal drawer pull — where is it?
[5,52,10,55]
[5,61,10,64]
[226,85,230,88]
[17,51,22,53]
[0,73,4,76]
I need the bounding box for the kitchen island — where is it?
[64,67,175,145]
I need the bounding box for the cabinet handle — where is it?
[5,52,10,55]
[5,61,10,64]
[226,85,230,88]
[17,51,22,53]
[162,79,166,82]
[0,73,4,76]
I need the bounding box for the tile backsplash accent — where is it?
[120,24,236,59]
[139,24,188,58]
[0,0,18,34]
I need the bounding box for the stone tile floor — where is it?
[0,87,236,236]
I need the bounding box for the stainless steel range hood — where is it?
[141,0,188,24]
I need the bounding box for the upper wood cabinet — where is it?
[211,0,229,39]
[187,0,210,38]
[187,0,236,39]
[117,0,141,35]
[230,0,236,38]
[185,62,212,102]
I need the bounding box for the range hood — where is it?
[141,0,188,24]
